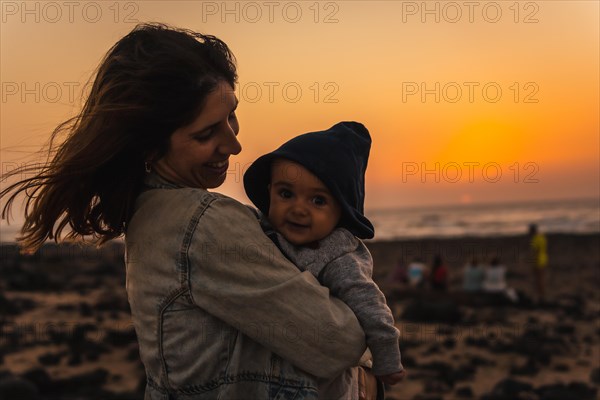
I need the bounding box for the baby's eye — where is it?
[312,196,327,206]
[279,189,293,199]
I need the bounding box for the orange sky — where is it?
[1,0,599,212]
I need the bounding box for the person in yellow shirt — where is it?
[529,224,548,302]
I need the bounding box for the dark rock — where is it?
[126,345,141,362]
[67,352,82,366]
[38,351,64,366]
[401,300,462,324]
[0,377,40,400]
[413,395,443,400]
[501,324,570,363]
[95,294,130,313]
[86,349,100,362]
[467,355,496,367]
[89,261,119,276]
[553,363,569,372]
[20,368,56,394]
[436,326,454,335]
[510,358,539,376]
[455,386,474,398]
[79,302,93,317]
[0,294,36,316]
[398,339,426,348]
[419,361,450,374]
[0,293,19,315]
[555,294,585,318]
[20,369,117,399]
[554,323,575,335]
[54,368,109,390]
[55,303,77,312]
[590,368,600,384]
[67,336,109,365]
[422,343,441,356]
[104,326,137,347]
[416,361,473,387]
[401,355,417,368]
[511,290,534,309]
[137,375,147,392]
[1,323,23,347]
[424,380,451,393]
[451,364,476,382]
[483,378,533,400]
[535,382,597,400]
[443,338,456,349]
[4,265,63,292]
[465,337,490,348]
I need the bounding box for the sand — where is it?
[0,233,598,399]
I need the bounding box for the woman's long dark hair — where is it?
[1,23,237,254]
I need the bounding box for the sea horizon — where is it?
[1,196,599,244]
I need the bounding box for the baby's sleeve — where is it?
[320,234,404,376]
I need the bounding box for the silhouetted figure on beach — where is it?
[387,259,408,285]
[429,254,448,291]
[483,256,519,303]
[463,258,484,292]
[483,256,506,292]
[407,257,428,288]
[529,224,548,302]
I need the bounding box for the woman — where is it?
[1,23,371,399]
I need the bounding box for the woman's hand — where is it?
[376,369,407,385]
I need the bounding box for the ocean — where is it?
[1,198,598,243]
[366,197,600,241]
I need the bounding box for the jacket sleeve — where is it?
[187,197,366,379]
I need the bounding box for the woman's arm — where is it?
[187,196,366,379]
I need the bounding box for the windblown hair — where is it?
[1,23,237,254]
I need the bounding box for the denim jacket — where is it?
[124,171,366,399]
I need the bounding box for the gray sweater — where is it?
[258,212,403,377]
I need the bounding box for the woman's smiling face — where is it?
[153,80,241,189]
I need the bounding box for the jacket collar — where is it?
[142,170,186,190]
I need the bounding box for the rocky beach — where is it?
[1,233,598,399]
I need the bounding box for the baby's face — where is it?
[268,159,341,246]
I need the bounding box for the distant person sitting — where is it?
[529,223,548,302]
[483,257,519,303]
[407,257,427,288]
[463,258,484,292]
[429,254,448,291]
[387,259,409,285]
[483,257,506,292]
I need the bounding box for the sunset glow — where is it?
[1,1,598,211]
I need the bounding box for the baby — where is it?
[243,122,404,398]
